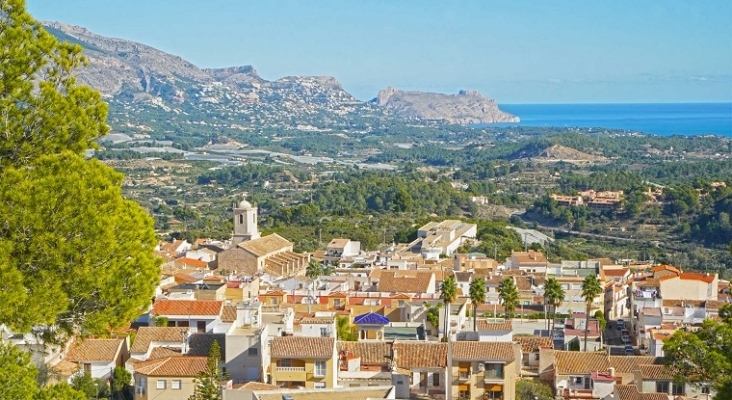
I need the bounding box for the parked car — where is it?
[625,345,634,355]
[622,333,630,343]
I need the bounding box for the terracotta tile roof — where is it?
[151,299,223,316]
[148,347,183,359]
[53,359,81,376]
[553,351,610,375]
[512,250,547,264]
[134,356,208,377]
[176,257,208,268]
[187,333,225,357]
[271,337,334,358]
[338,341,392,365]
[642,394,672,400]
[616,384,641,400]
[238,233,292,257]
[476,320,513,332]
[637,364,673,380]
[130,327,188,354]
[679,272,716,284]
[514,336,553,352]
[452,341,515,361]
[329,291,348,298]
[662,299,704,308]
[221,305,237,323]
[705,300,727,310]
[608,356,663,374]
[515,276,533,290]
[604,268,629,277]
[652,265,681,275]
[393,342,447,368]
[455,272,472,282]
[390,293,412,299]
[327,238,350,249]
[377,270,434,293]
[174,272,200,283]
[639,278,660,288]
[66,338,124,363]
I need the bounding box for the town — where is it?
[5,198,724,400]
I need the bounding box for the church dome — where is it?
[238,199,252,208]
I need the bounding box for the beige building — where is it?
[133,356,207,400]
[510,250,548,273]
[415,220,477,260]
[450,341,517,400]
[269,336,337,389]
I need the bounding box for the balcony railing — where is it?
[276,366,306,372]
[455,371,470,381]
[483,370,504,380]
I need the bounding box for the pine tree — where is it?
[189,340,228,400]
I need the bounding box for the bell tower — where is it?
[232,198,260,246]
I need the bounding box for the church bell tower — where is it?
[232,198,260,246]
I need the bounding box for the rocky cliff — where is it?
[374,87,519,124]
[43,22,516,132]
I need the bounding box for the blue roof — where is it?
[353,312,389,325]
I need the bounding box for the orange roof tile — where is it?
[512,250,547,264]
[134,356,208,377]
[173,273,199,283]
[151,299,223,316]
[221,305,237,323]
[452,342,515,361]
[608,356,663,374]
[377,270,434,293]
[130,327,188,354]
[616,384,641,400]
[338,341,392,365]
[476,320,513,332]
[271,337,334,358]
[651,265,681,274]
[393,342,447,368]
[554,351,610,375]
[604,268,629,277]
[637,364,673,380]
[176,257,208,268]
[514,336,553,353]
[238,233,292,257]
[390,293,412,299]
[679,272,716,284]
[66,338,124,363]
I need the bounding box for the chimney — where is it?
[608,367,615,377]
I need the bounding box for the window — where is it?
[239,214,244,224]
[156,380,166,389]
[280,359,292,367]
[314,360,327,377]
[524,301,530,305]
[656,381,669,393]
[248,347,258,356]
[702,386,710,394]
[171,380,181,390]
[83,363,91,374]
[484,364,503,379]
[573,376,583,385]
[672,383,683,395]
[320,328,328,337]
[314,382,326,389]
[432,372,440,387]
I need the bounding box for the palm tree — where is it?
[498,277,519,319]
[544,277,565,336]
[469,277,486,332]
[440,276,458,341]
[581,274,603,351]
[305,260,328,314]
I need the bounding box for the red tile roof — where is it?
[393,342,447,368]
[679,272,716,284]
[66,338,124,363]
[134,356,208,377]
[604,268,629,277]
[151,299,223,316]
[130,327,188,354]
[271,337,334,358]
[452,342,515,361]
[176,257,208,268]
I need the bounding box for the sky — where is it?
[27,0,732,103]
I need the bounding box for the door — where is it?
[197,321,206,333]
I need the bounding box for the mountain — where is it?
[42,22,516,137]
[374,87,519,124]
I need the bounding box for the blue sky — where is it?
[27,0,732,103]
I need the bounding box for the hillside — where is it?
[510,144,608,164]
[374,87,519,124]
[43,22,516,137]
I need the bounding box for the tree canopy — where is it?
[469,277,486,332]
[664,304,732,399]
[498,277,519,318]
[581,275,603,351]
[0,0,160,338]
[189,340,227,400]
[0,342,85,400]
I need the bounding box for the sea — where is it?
[489,103,732,137]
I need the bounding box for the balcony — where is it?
[455,371,470,382]
[273,366,307,381]
[483,369,504,382]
